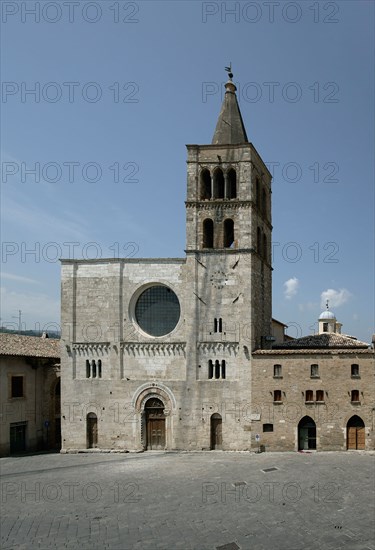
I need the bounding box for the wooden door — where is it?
[357,427,365,449]
[347,426,357,450]
[211,415,222,450]
[347,416,365,450]
[87,414,98,448]
[347,426,365,450]
[148,419,165,450]
[10,423,26,454]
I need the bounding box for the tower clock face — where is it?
[210,270,228,289]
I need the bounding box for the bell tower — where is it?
[185,68,272,351]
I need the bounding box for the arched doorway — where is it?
[298,416,316,450]
[87,413,98,448]
[347,415,365,450]
[210,413,222,450]
[145,398,165,450]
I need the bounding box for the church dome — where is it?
[319,310,336,320]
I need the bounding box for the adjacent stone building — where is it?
[0,333,61,456]
[252,310,374,451]
[60,73,374,453]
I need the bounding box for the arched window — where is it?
[214,318,223,333]
[262,188,267,216]
[208,360,213,379]
[214,360,220,379]
[257,227,262,256]
[200,169,211,200]
[92,360,97,378]
[98,359,102,378]
[213,168,224,199]
[203,219,214,248]
[227,169,237,199]
[86,360,90,378]
[263,233,267,261]
[221,360,226,379]
[255,178,260,208]
[224,219,234,248]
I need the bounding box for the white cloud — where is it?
[298,301,318,312]
[320,288,352,309]
[284,277,299,300]
[1,272,39,285]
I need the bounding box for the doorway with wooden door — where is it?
[210,413,222,450]
[145,398,166,450]
[347,415,365,450]
[298,416,316,450]
[87,412,98,448]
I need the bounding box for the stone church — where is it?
[61,73,374,452]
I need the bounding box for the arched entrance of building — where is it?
[87,413,98,448]
[145,398,166,450]
[210,413,222,450]
[347,415,365,450]
[298,416,316,450]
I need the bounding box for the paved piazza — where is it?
[1,451,374,550]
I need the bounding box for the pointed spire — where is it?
[212,66,248,145]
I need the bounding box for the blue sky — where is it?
[1,0,374,342]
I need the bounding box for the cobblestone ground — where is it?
[1,451,374,550]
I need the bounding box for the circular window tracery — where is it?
[134,285,180,337]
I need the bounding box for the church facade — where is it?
[60,75,374,452]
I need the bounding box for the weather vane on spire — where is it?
[326,299,329,309]
[225,63,233,80]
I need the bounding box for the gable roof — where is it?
[0,333,60,358]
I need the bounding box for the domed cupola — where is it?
[318,301,339,334]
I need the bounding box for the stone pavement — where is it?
[1,451,374,550]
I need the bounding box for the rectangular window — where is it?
[351,390,360,403]
[305,390,314,402]
[11,376,24,398]
[323,323,328,332]
[316,390,324,402]
[273,364,282,378]
[310,364,319,378]
[263,423,273,432]
[273,390,282,402]
[351,364,360,377]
